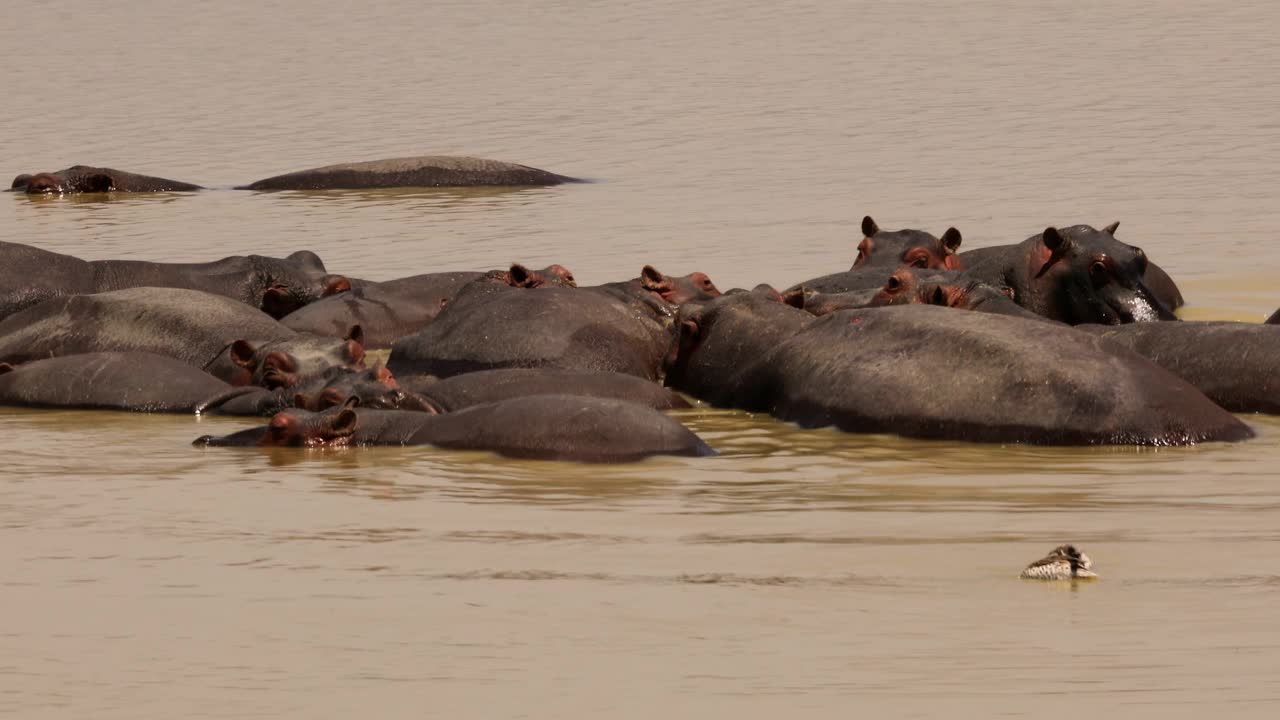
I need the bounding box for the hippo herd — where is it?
[4,157,1279,463]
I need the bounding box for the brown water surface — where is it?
[4,1,1280,716]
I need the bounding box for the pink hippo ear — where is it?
[322,275,351,296]
[344,325,367,367]
[640,265,672,293]
[861,215,880,237]
[230,340,258,369]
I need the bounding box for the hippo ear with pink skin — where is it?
[641,265,673,293]
[507,263,541,288]
[940,227,963,253]
[322,275,351,297]
[230,340,258,369]
[1103,221,1120,235]
[780,287,807,309]
[862,216,880,237]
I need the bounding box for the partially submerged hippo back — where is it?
[667,303,1251,446]
[402,368,691,412]
[195,395,716,463]
[852,215,963,271]
[238,155,582,190]
[1082,321,1280,414]
[0,352,256,413]
[11,165,202,193]
[0,287,291,369]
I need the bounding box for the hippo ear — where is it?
[861,216,880,237]
[329,408,360,437]
[230,340,258,369]
[83,173,115,192]
[780,287,806,308]
[940,227,962,253]
[260,284,294,318]
[0,362,13,375]
[344,324,365,346]
[286,250,327,272]
[641,265,671,292]
[1042,227,1067,252]
[1103,221,1120,235]
[507,263,539,288]
[322,275,351,297]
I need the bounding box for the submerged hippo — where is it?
[239,155,583,190]
[11,166,202,194]
[0,240,346,321]
[851,216,964,271]
[1082,321,1280,413]
[0,352,257,413]
[194,395,715,463]
[664,297,1252,446]
[961,222,1181,321]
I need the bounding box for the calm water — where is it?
[4,1,1280,716]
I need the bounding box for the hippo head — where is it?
[1027,223,1176,324]
[229,326,367,389]
[486,262,577,289]
[639,265,722,306]
[195,403,362,448]
[293,365,441,413]
[662,290,808,396]
[20,172,70,194]
[870,267,1028,318]
[853,215,964,272]
[259,271,351,319]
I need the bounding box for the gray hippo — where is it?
[10,165,202,193]
[238,155,583,190]
[193,395,715,463]
[663,295,1252,446]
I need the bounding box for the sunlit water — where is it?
[4,1,1280,717]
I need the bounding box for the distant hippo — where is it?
[851,216,964,271]
[238,155,583,190]
[960,223,1177,324]
[664,297,1252,446]
[0,240,347,321]
[10,165,202,193]
[194,395,716,463]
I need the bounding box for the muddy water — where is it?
[4,1,1280,716]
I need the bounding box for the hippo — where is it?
[280,263,576,348]
[960,222,1182,320]
[664,298,1252,445]
[10,165,202,194]
[0,352,260,413]
[865,267,1047,320]
[1081,321,1280,413]
[851,216,964,271]
[238,155,583,190]
[959,224,1177,325]
[193,395,716,463]
[322,368,692,414]
[0,240,347,321]
[387,266,720,381]
[0,287,365,387]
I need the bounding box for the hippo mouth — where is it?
[1097,284,1177,324]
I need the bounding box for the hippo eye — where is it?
[1089,260,1110,285]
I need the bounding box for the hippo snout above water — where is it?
[1019,545,1098,580]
